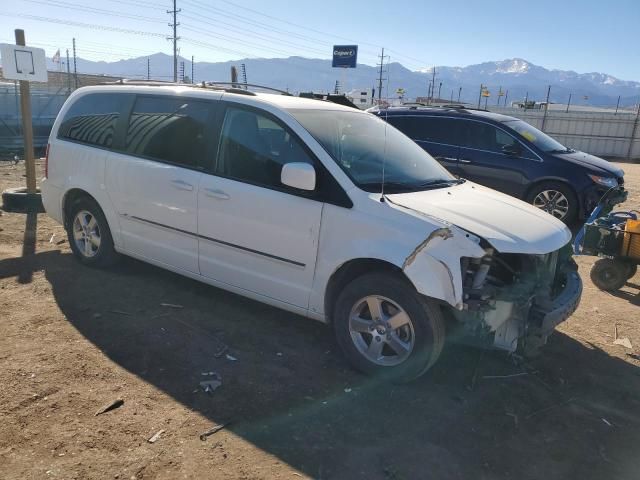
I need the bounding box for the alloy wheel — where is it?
[72,210,101,258]
[348,295,415,366]
[532,189,570,219]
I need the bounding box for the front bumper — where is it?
[526,265,583,347]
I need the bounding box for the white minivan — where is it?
[41,83,582,380]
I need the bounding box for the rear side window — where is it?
[57,93,132,148]
[387,116,460,145]
[124,96,211,168]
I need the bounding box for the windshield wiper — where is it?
[415,178,466,189]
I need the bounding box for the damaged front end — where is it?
[452,245,582,353]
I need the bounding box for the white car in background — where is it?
[41,83,582,380]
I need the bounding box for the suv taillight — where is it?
[44,143,50,178]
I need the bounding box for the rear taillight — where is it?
[44,143,50,178]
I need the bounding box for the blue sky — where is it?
[1,0,639,80]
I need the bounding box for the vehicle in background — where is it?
[41,84,581,380]
[370,105,625,224]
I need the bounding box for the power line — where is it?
[0,13,166,37]
[21,0,166,24]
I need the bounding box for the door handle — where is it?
[204,188,230,200]
[171,179,194,191]
[459,158,472,164]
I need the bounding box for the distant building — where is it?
[346,88,375,109]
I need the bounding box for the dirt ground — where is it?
[1,159,639,480]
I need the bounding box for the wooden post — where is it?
[15,29,37,194]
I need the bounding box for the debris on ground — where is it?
[506,412,519,428]
[225,354,238,361]
[213,344,229,359]
[109,310,133,316]
[199,373,222,394]
[482,373,529,380]
[147,429,165,443]
[601,418,613,427]
[525,398,574,420]
[344,388,352,393]
[160,303,184,309]
[613,325,633,349]
[49,234,55,243]
[199,423,228,441]
[95,398,124,416]
[276,352,283,357]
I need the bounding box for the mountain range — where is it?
[44,54,640,107]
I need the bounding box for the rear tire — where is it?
[590,258,627,291]
[526,181,577,224]
[626,263,637,280]
[333,272,445,382]
[66,196,119,267]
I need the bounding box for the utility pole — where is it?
[504,90,508,107]
[627,101,640,159]
[615,95,620,115]
[376,47,387,105]
[458,87,462,102]
[66,49,71,95]
[437,81,442,102]
[524,91,529,109]
[566,93,572,113]
[167,0,181,83]
[541,85,551,131]
[147,57,150,80]
[431,67,436,103]
[72,37,78,89]
[477,84,484,109]
[191,55,194,83]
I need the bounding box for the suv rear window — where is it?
[387,116,460,145]
[58,93,132,148]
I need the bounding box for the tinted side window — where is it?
[461,120,535,158]
[216,106,314,189]
[58,93,132,148]
[388,116,459,145]
[124,96,210,168]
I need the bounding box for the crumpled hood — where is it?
[555,150,624,178]
[388,182,572,255]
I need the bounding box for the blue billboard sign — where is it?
[332,45,358,68]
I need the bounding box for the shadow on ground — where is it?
[1,250,639,479]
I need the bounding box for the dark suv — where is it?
[372,106,625,223]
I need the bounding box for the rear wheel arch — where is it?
[63,189,99,227]
[324,258,412,323]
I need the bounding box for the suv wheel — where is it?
[66,196,118,267]
[333,273,445,381]
[526,181,577,223]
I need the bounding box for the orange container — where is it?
[622,219,640,259]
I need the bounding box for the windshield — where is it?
[288,109,455,193]
[503,119,569,153]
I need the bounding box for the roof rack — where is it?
[102,79,291,96]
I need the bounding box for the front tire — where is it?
[526,181,577,224]
[333,273,445,382]
[66,196,119,267]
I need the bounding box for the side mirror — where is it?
[281,162,316,191]
[502,143,522,157]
